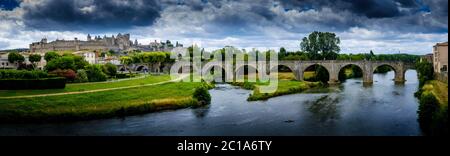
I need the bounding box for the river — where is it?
[0,70,421,136]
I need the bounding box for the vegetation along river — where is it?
[0,70,421,136]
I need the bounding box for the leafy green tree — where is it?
[44,56,76,71]
[102,63,117,77]
[28,54,42,69]
[85,64,107,82]
[418,92,440,135]
[120,56,133,74]
[73,55,89,70]
[8,52,25,64]
[300,31,340,60]
[74,69,89,83]
[416,61,434,87]
[44,51,60,62]
[279,47,287,60]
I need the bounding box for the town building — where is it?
[420,53,433,63]
[433,42,448,73]
[0,52,46,70]
[73,51,97,64]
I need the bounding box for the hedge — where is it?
[0,78,66,90]
[0,70,50,79]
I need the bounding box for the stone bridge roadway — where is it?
[118,60,415,84]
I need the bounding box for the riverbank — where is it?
[0,75,212,123]
[230,72,324,101]
[416,80,448,135]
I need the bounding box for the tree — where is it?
[369,50,375,60]
[300,31,340,60]
[279,47,287,60]
[120,56,133,74]
[85,64,107,82]
[44,56,76,71]
[44,51,60,62]
[74,69,89,83]
[416,61,434,87]
[73,55,89,70]
[28,54,42,69]
[102,63,117,77]
[138,52,167,74]
[8,52,25,64]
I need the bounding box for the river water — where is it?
[0,70,421,136]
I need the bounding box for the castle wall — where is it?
[30,34,132,53]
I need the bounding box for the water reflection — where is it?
[191,105,210,118]
[0,70,421,136]
[306,94,341,123]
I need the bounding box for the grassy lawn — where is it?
[423,80,448,107]
[304,71,315,80]
[0,82,204,122]
[0,75,171,97]
[249,80,322,101]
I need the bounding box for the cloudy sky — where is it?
[0,0,448,54]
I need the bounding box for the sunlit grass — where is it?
[0,75,171,97]
[423,80,448,107]
[0,82,204,122]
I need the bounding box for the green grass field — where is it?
[0,75,171,97]
[0,81,204,122]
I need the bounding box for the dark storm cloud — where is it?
[9,0,448,33]
[0,0,20,10]
[22,0,161,31]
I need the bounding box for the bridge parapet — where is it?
[118,60,414,85]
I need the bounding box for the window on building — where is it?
[442,65,448,72]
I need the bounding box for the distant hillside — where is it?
[0,48,29,53]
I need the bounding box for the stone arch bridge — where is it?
[118,60,415,84]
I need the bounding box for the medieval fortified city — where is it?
[0,0,447,140]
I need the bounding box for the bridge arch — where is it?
[337,64,364,82]
[235,64,259,81]
[135,65,149,72]
[202,65,226,82]
[270,65,296,80]
[372,63,406,83]
[302,64,331,83]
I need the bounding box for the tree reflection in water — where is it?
[307,94,341,123]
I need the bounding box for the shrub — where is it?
[45,56,76,71]
[8,52,25,63]
[44,51,60,62]
[0,70,50,79]
[85,64,107,82]
[193,85,211,105]
[102,63,118,77]
[418,92,439,135]
[48,69,76,82]
[74,69,89,83]
[73,55,89,70]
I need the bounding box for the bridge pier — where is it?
[394,70,406,83]
[328,69,339,85]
